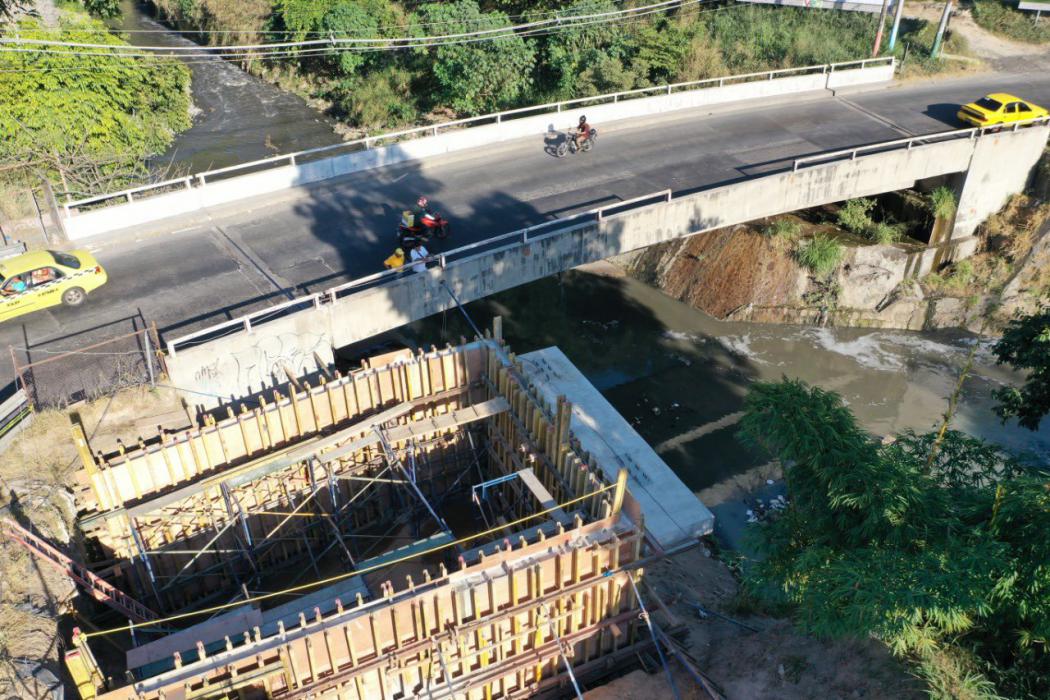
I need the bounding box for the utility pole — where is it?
[931,0,953,59]
[872,0,892,57]
[889,0,905,52]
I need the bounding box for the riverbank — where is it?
[112,0,341,174]
[616,180,1050,336]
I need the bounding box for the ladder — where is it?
[1,518,158,623]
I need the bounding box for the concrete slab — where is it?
[519,347,714,551]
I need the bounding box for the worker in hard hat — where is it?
[383,247,406,270]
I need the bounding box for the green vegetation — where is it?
[869,220,903,245]
[796,234,843,276]
[836,198,903,244]
[972,0,1050,44]
[836,197,876,235]
[930,186,958,221]
[738,379,1050,698]
[147,2,965,132]
[0,7,191,211]
[925,259,976,294]
[992,307,1050,430]
[762,217,801,250]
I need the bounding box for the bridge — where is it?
[162,119,1049,401]
[5,59,1050,404]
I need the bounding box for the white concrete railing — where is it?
[164,115,1049,358]
[793,116,1050,171]
[65,57,894,218]
[166,190,673,355]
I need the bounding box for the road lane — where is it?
[5,72,1050,401]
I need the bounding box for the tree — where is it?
[992,307,1050,430]
[81,0,121,19]
[412,1,535,115]
[321,0,400,76]
[538,0,631,97]
[737,379,1050,696]
[0,18,191,196]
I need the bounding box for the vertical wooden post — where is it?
[611,467,628,517]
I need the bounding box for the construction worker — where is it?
[410,244,429,274]
[383,248,406,270]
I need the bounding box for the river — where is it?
[111,1,342,175]
[399,266,1050,541]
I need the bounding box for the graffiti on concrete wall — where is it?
[181,329,334,402]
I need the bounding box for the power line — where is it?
[0,0,700,53]
[0,0,718,64]
[27,0,643,34]
[0,2,740,74]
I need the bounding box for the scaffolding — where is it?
[66,328,659,699]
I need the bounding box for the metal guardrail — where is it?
[791,117,1050,171]
[67,57,893,214]
[0,241,27,261]
[165,115,1050,358]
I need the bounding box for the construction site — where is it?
[3,320,721,700]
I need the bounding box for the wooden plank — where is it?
[126,606,261,670]
[516,468,572,527]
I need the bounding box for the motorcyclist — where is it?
[572,115,592,150]
[411,196,436,226]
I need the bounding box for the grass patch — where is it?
[870,221,904,245]
[972,0,1050,44]
[796,234,844,276]
[763,217,802,252]
[913,646,1006,700]
[930,186,958,220]
[924,258,976,294]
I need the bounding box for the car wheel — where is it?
[62,287,86,307]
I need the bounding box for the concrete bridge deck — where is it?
[6,68,1050,402]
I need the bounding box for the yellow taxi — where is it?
[957,93,1048,127]
[0,249,108,322]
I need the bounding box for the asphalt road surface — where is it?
[7,69,1050,404]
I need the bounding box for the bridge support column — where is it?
[948,124,1050,261]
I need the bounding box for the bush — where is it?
[930,186,958,220]
[796,234,843,276]
[328,67,418,129]
[837,198,875,235]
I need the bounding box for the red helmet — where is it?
[417,196,428,208]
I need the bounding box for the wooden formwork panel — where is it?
[77,345,484,513]
[93,517,642,700]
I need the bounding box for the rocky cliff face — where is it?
[616,214,1050,333]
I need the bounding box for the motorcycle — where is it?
[556,127,598,158]
[397,209,451,249]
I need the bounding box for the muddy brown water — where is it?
[388,268,1050,494]
[112,1,341,175]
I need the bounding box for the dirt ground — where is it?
[910,3,1046,65]
[586,547,923,700]
[0,385,188,699]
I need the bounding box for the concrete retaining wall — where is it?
[64,63,894,240]
[167,130,1003,403]
[952,124,1050,259]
